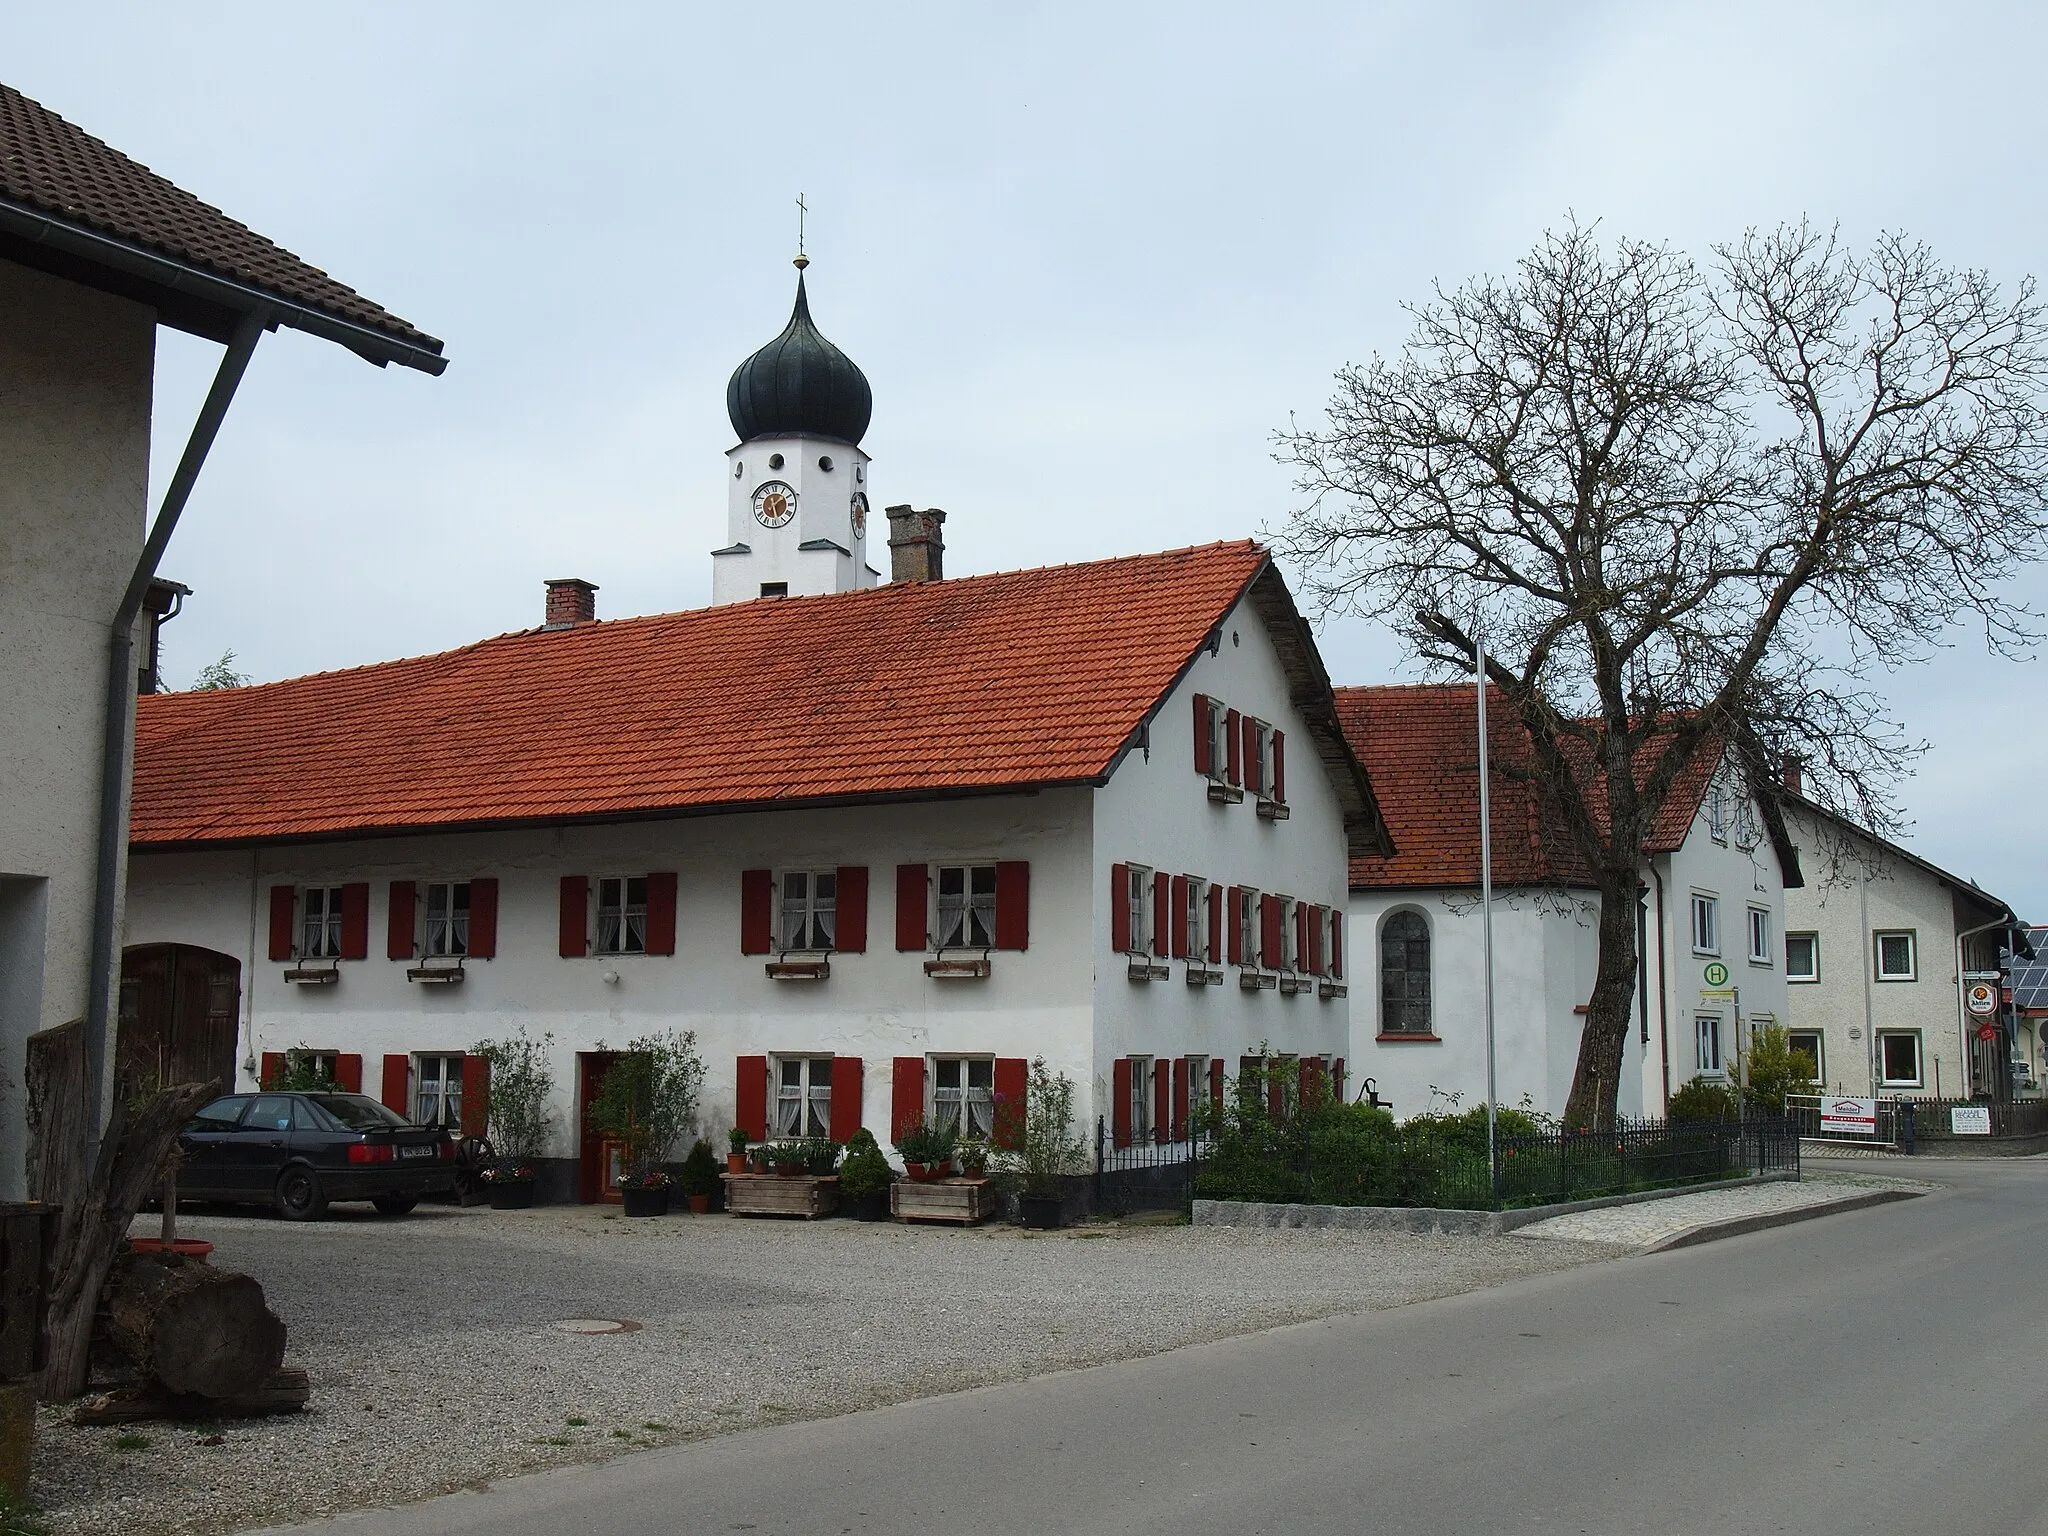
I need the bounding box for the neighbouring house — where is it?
[0,81,442,1193]
[1778,778,2023,1100]
[121,268,1391,1202]
[1335,684,1801,1122]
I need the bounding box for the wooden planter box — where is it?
[722,1173,839,1219]
[891,1178,1000,1226]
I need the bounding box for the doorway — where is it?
[117,943,240,1100]
[577,1050,624,1203]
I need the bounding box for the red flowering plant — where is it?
[480,1162,535,1185]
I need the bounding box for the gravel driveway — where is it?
[33,1203,1617,1535]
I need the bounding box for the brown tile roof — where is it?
[1335,684,1717,890]
[133,543,1295,847]
[0,82,440,357]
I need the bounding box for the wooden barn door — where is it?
[117,944,241,1099]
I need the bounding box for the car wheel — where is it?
[275,1167,328,1221]
[372,1195,418,1216]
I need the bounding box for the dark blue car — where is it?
[178,1092,456,1219]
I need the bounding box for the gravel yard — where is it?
[32,1202,1617,1534]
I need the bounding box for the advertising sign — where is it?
[1951,1105,1993,1135]
[1820,1097,1878,1136]
[1967,981,2000,1016]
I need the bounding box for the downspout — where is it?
[1652,864,1671,1115]
[1956,917,2012,1102]
[81,310,266,1134]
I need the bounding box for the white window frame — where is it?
[1235,885,1261,968]
[423,880,471,958]
[1184,1054,1211,1125]
[1786,931,1820,983]
[932,1055,995,1140]
[1874,930,1917,982]
[1695,1014,1723,1076]
[1278,896,1300,971]
[1707,784,1729,845]
[935,864,997,951]
[778,869,837,953]
[1787,1031,1824,1081]
[1128,1055,1153,1141]
[1202,698,1229,783]
[1185,875,1210,960]
[301,885,345,959]
[1123,863,1154,956]
[1876,1030,1923,1088]
[595,875,648,955]
[1747,906,1772,967]
[1691,893,1720,957]
[772,1054,834,1137]
[414,1053,464,1128]
[1252,719,1278,802]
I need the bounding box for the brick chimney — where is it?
[1782,755,1803,796]
[544,578,598,629]
[886,506,946,583]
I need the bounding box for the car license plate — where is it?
[397,1145,434,1160]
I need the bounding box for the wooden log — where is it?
[105,1255,285,1400]
[71,1366,310,1426]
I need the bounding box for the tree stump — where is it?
[106,1255,285,1400]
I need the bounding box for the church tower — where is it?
[711,258,880,603]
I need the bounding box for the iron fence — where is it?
[1783,1095,2048,1148]
[1094,1119,1211,1215]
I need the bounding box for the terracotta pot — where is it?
[128,1237,214,1259]
[726,1152,747,1175]
[686,1192,712,1214]
[774,1162,808,1178]
[907,1162,951,1183]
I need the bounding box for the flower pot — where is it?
[686,1192,712,1214]
[907,1162,951,1182]
[1017,1194,1063,1230]
[128,1237,214,1259]
[621,1185,670,1218]
[726,1152,747,1175]
[848,1190,890,1222]
[488,1180,536,1210]
[774,1162,808,1178]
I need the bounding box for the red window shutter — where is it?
[837,866,869,952]
[894,864,928,951]
[1226,887,1243,965]
[736,1055,769,1141]
[644,871,678,956]
[558,876,588,957]
[1209,1057,1225,1110]
[1112,1058,1132,1149]
[1172,1057,1189,1140]
[1192,693,1212,776]
[1267,1063,1285,1120]
[1153,1062,1170,1145]
[267,886,296,962]
[1225,709,1242,784]
[740,869,774,954]
[339,882,370,960]
[461,1054,490,1139]
[1294,903,1310,972]
[1299,1056,1320,1108]
[993,1056,1028,1150]
[1332,1057,1347,1104]
[995,861,1031,950]
[381,1054,411,1116]
[1242,717,1263,794]
[336,1054,363,1094]
[468,877,499,959]
[1330,911,1344,979]
[260,1051,283,1089]
[1307,904,1325,975]
[829,1055,864,1143]
[891,1057,926,1145]
[386,880,416,961]
[1272,729,1286,803]
[1208,884,1223,963]
[1110,863,1131,953]
[1152,871,1171,958]
[1169,876,1189,959]
[1261,894,1282,968]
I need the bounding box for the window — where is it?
[1787,1031,1824,1081]
[1127,1056,1153,1141]
[1695,1015,1723,1075]
[932,1057,994,1139]
[595,877,648,955]
[423,882,470,958]
[1185,875,1210,959]
[1877,1031,1922,1087]
[1201,698,1229,782]
[1786,932,1819,982]
[774,1056,833,1137]
[1123,864,1153,956]
[1379,910,1432,1034]
[1278,897,1300,970]
[1184,1055,1211,1127]
[1235,886,1261,967]
[301,886,345,959]
[759,581,788,598]
[191,1096,249,1131]
[936,865,997,949]
[1691,893,1720,956]
[1249,720,1274,797]
[1747,907,1772,966]
[415,1054,464,1128]
[1707,784,1728,844]
[1874,930,1917,981]
[780,870,837,952]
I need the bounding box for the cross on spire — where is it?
[794,193,809,271]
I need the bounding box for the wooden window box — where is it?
[1255,799,1290,821]
[1238,970,1276,991]
[1206,781,1245,805]
[924,957,991,980]
[1126,958,1169,982]
[1184,963,1225,986]
[1318,981,1349,1000]
[1278,974,1313,996]
[765,958,831,981]
[283,965,339,986]
[891,1178,1000,1226]
[722,1172,840,1219]
[406,962,464,985]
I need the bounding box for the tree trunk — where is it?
[106,1255,285,1399]
[1563,874,1642,1132]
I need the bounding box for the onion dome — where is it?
[725,266,872,446]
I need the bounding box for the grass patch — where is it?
[564,1415,590,1427]
[610,1428,631,1439]
[0,1488,49,1536]
[112,1433,153,1452]
[641,1421,670,1431]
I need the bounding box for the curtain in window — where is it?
[1379,912,1431,1033]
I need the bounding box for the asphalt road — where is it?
[269,1159,2048,1536]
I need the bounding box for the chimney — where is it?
[886,505,946,583]
[544,578,598,629]
[1782,756,1803,796]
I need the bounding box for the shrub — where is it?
[839,1129,892,1198]
[676,1139,720,1198]
[1668,1075,1740,1122]
[1742,1023,1818,1113]
[992,1058,1089,1197]
[469,1029,556,1163]
[263,1047,341,1093]
[588,1030,706,1178]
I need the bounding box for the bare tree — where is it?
[1277,221,2048,1130]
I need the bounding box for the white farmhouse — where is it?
[1334,684,1800,1122]
[122,268,1391,1203]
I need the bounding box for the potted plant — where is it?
[726,1126,750,1176]
[895,1119,956,1181]
[994,1057,1087,1229]
[678,1139,721,1213]
[589,1029,706,1217]
[747,1142,771,1174]
[838,1129,892,1221]
[768,1139,812,1176]
[471,1029,556,1209]
[804,1137,842,1177]
[957,1141,989,1180]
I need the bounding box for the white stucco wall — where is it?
[712,434,877,602]
[0,256,155,1196]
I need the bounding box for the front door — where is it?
[578,1052,622,1203]
[118,944,240,1099]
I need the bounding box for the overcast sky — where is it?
[12,2,2045,918]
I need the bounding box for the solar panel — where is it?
[2005,928,2048,1012]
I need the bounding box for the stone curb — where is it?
[1637,1187,1922,1253]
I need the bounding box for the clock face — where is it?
[752,480,797,529]
[849,492,869,540]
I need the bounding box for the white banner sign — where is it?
[1820,1097,1879,1136]
[1951,1105,1993,1135]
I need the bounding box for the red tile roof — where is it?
[134,543,1311,847]
[0,82,439,356]
[1335,684,1717,890]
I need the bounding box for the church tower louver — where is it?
[711,256,880,603]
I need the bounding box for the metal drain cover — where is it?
[554,1318,641,1334]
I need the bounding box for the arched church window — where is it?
[1380,911,1432,1035]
